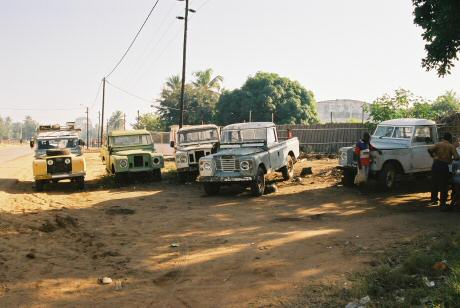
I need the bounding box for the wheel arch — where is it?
[258,163,267,174]
[382,159,404,174]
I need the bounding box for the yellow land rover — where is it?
[31,123,86,191]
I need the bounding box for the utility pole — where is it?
[271,112,274,123]
[123,113,126,130]
[85,107,89,149]
[100,77,106,147]
[330,112,333,124]
[98,111,101,147]
[249,110,252,122]
[177,0,195,128]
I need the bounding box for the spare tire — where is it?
[46,149,71,156]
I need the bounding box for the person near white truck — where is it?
[339,119,439,190]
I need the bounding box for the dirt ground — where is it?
[1,151,460,307]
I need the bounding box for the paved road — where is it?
[0,146,32,164]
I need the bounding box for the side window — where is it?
[267,128,277,145]
[393,127,413,139]
[413,126,433,143]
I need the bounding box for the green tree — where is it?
[366,89,426,123]
[431,91,460,118]
[22,116,38,139]
[108,111,125,132]
[157,69,223,127]
[413,0,460,76]
[133,113,165,131]
[216,72,318,125]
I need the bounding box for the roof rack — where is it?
[37,122,81,133]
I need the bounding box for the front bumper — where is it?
[34,172,86,180]
[177,165,199,173]
[197,175,254,183]
[116,166,161,174]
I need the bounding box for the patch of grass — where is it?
[287,232,460,307]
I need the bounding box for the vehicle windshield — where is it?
[110,134,152,146]
[178,129,219,145]
[373,126,395,138]
[37,138,78,149]
[221,128,267,144]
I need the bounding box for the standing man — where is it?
[354,132,381,185]
[428,132,460,211]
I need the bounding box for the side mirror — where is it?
[29,140,34,148]
[170,140,175,148]
[78,139,85,146]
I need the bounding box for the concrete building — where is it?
[317,99,369,123]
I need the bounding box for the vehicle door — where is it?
[267,127,284,171]
[411,125,435,171]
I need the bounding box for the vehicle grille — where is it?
[47,157,71,174]
[217,156,239,172]
[133,155,144,167]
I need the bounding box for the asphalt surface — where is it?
[0,146,32,165]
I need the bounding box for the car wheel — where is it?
[342,168,356,187]
[281,155,294,180]
[379,163,396,191]
[75,176,85,190]
[35,180,45,192]
[203,183,220,196]
[152,169,162,181]
[251,166,266,197]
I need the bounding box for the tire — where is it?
[152,169,162,181]
[177,171,188,183]
[75,176,85,190]
[203,183,220,196]
[342,168,356,187]
[281,155,295,180]
[35,180,45,192]
[378,163,397,191]
[251,166,266,197]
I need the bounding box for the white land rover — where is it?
[170,124,220,181]
[338,118,437,190]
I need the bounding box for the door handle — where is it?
[277,151,280,156]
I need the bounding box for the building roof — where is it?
[109,130,150,137]
[379,118,436,126]
[223,122,275,130]
[178,124,218,133]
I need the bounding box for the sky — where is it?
[1,0,459,127]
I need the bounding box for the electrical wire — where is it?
[89,80,103,110]
[105,0,161,78]
[106,80,153,103]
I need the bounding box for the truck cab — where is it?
[31,123,86,191]
[338,118,437,190]
[170,124,219,180]
[197,122,300,196]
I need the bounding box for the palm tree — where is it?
[108,111,125,131]
[165,75,182,94]
[192,69,223,94]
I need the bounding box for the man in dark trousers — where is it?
[428,132,460,211]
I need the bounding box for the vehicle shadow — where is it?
[1,179,458,307]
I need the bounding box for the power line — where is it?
[89,80,103,110]
[105,80,153,103]
[105,0,161,78]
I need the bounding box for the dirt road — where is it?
[0,153,459,307]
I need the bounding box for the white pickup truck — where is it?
[197,122,300,196]
[338,118,437,190]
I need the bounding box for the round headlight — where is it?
[153,157,160,164]
[119,159,128,168]
[240,161,250,171]
[64,158,71,165]
[203,162,212,171]
[47,159,54,166]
